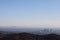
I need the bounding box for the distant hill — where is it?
[0,27,60,35]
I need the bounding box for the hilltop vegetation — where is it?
[0,32,60,40]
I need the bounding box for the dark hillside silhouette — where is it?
[0,32,60,40]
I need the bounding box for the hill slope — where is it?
[0,32,60,40]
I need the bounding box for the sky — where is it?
[0,0,60,28]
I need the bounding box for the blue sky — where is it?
[0,0,60,28]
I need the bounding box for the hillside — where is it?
[0,32,60,40]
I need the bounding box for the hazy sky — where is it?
[0,0,60,28]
